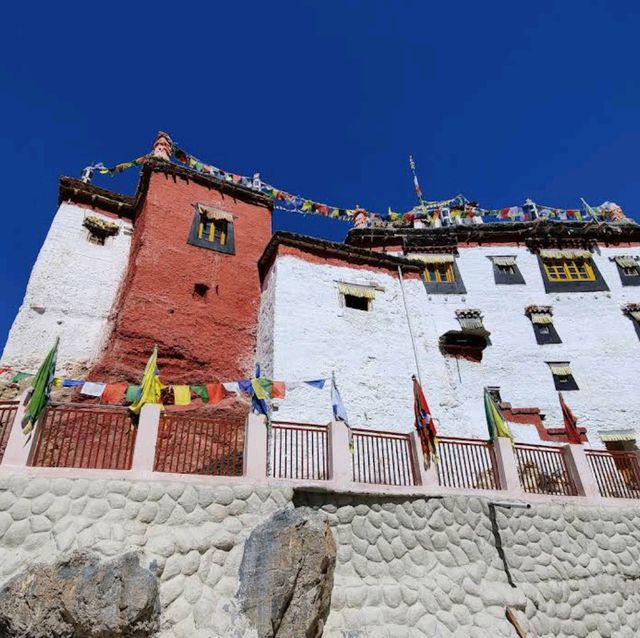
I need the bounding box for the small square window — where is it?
[424,263,454,283]
[344,294,370,311]
[490,257,525,285]
[623,266,640,277]
[87,231,106,246]
[548,363,579,390]
[188,205,235,254]
[539,325,550,334]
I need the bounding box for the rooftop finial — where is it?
[152,131,173,161]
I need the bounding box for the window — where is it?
[344,294,369,311]
[424,263,454,283]
[413,252,467,294]
[188,203,235,254]
[525,306,561,344]
[537,249,608,293]
[489,256,525,285]
[83,215,119,247]
[613,256,640,286]
[622,304,640,339]
[547,362,579,391]
[338,283,376,312]
[543,258,595,282]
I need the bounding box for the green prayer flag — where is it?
[191,385,209,402]
[125,385,141,403]
[22,339,58,435]
[258,378,273,398]
[11,372,32,383]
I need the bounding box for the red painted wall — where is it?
[92,169,272,384]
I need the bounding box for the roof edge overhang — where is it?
[58,158,273,220]
[258,231,427,283]
[346,220,640,249]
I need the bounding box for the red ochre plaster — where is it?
[500,402,588,443]
[91,170,272,385]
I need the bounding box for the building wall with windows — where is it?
[1,202,133,375]
[261,239,640,447]
[88,167,273,383]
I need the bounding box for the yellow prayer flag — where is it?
[129,347,164,415]
[172,385,191,406]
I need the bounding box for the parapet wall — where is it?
[0,474,639,637]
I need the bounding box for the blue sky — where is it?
[1,1,639,353]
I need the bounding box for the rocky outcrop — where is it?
[238,507,336,637]
[0,551,160,637]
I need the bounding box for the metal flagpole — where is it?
[398,265,424,387]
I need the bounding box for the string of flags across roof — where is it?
[81,141,624,228]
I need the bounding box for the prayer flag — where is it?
[102,383,127,404]
[205,383,226,405]
[559,393,582,444]
[272,381,286,399]
[222,382,240,393]
[22,339,58,435]
[484,388,513,440]
[191,385,209,403]
[11,372,32,383]
[331,374,348,424]
[125,385,141,402]
[63,379,83,387]
[81,382,106,397]
[304,379,326,389]
[412,375,438,466]
[129,347,164,415]
[172,385,191,406]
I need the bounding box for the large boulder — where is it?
[237,507,336,637]
[0,551,160,637]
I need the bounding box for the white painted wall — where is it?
[263,246,640,447]
[1,203,132,375]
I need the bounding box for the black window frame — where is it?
[532,321,562,345]
[187,206,236,255]
[489,257,526,285]
[344,294,370,311]
[613,259,640,287]
[537,254,609,293]
[422,258,466,295]
[548,363,579,391]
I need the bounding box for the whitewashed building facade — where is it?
[258,224,640,449]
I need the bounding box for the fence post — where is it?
[411,431,438,489]
[563,444,601,500]
[0,392,34,468]
[244,413,268,480]
[131,404,161,473]
[330,420,354,488]
[493,437,523,494]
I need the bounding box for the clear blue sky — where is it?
[1,1,639,354]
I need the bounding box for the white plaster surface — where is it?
[1,203,132,374]
[263,247,640,447]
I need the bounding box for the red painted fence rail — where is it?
[30,406,136,470]
[0,402,18,464]
[585,449,640,499]
[270,422,329,480]
[154,414,244,476]
[351,428,418,486]
[437,436,502,490]
[514,442,577,496]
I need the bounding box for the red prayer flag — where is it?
[412,375,438,465]
[559,393,582,444]
[272,381,286,399]
[102,383,128,404]
[205,383,226,405]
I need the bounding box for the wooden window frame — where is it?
[543,258,595,283]
[187,209,235,255]
[424,263,455,284]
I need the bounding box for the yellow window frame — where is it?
[424,263,455,284]
[197,217,227,246]
[543,258,595,282]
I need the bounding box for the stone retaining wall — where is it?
[0,475,639,637]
